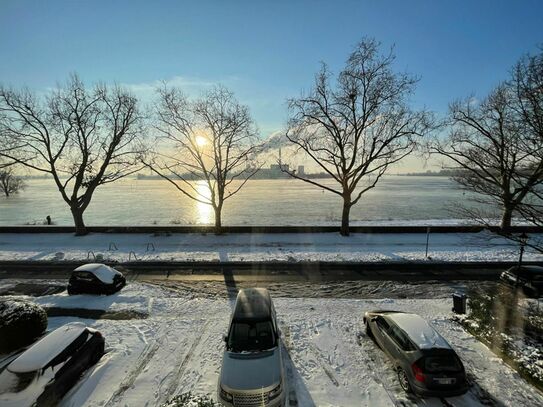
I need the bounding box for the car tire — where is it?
[397,367,412,394]
[67,286,78,295]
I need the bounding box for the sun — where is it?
[195,135,208,148]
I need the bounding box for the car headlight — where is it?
[219,385,233,402]
[268,382,282,400]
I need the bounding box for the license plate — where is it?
[435,378,456,385]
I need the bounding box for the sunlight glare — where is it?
[195,135,208,148]
[195,181,213,224]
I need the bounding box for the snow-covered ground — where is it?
[2,282,542,406]
[0,231,542,263]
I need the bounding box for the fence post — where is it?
[425,227,431,259]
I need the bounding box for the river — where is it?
[0,176,486,226]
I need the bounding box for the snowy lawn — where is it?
[2,282,542,406]
[0,231,542,263]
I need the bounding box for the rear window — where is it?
[228,321,276,352]
[422,354,463,373]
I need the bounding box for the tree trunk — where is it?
[340,196,351,236]
[501,205,513,231]
[71,207,87,236]
[214,205,223,235]
[1,178,8,197]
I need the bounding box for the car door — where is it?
[372,316,395,357]
[386,325,410,365]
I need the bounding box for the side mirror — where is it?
[223,335,228,342]
[276,330,282,339]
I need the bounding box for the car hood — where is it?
[220,347,282,391]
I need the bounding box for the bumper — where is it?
[218,400,283,407]
[217,392,284,407]
[412,382,469,398]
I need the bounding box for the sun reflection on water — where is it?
[195,181,213,224]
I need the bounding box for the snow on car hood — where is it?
[8,322,88,373]
[220,347,282,391]
[74,263,122,284]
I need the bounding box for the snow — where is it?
[74,263,122,284]
[386,312,451,349]
[1,282,542,406]
[1,230,542,263]
[0,300,39,328]
[34,283,163,314]
[8,322,88,373]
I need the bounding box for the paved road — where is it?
[0,270,498,300]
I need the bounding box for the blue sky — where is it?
[1,0,542,140]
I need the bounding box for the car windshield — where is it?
[227,320,276,352]
[423,354,462,373]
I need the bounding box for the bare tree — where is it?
[0,74,145,235]
[510,48,543,227]
[0,167,25,197]
[148,85,261,233]
[285,39,433,236]
[432,49,543,231]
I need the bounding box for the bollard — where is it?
[452,293,467,314]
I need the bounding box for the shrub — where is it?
[161,392,217,407]
[0,300,47,353]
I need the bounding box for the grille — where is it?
[232,391,269,407]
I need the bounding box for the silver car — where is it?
[218,288,285,406]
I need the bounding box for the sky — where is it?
[0,0,542,171]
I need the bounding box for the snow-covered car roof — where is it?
[74,263,122,284]
[8,323,91,374]
[386,313,451,350]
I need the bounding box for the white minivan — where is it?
[217,288,285,407]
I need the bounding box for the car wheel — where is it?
[67,286,78,295]
[397,368,412,393]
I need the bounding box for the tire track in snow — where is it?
[307,342,340,387]
[355,330,418,407]
[104,324,165,407]
[280,324,300,407]
[160,318,213,401]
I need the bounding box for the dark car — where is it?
[68,263,126,295]
[364,311,469,398]
[0,322,105,406]
[500,265,543,298]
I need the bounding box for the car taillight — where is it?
[412,361,425,382]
